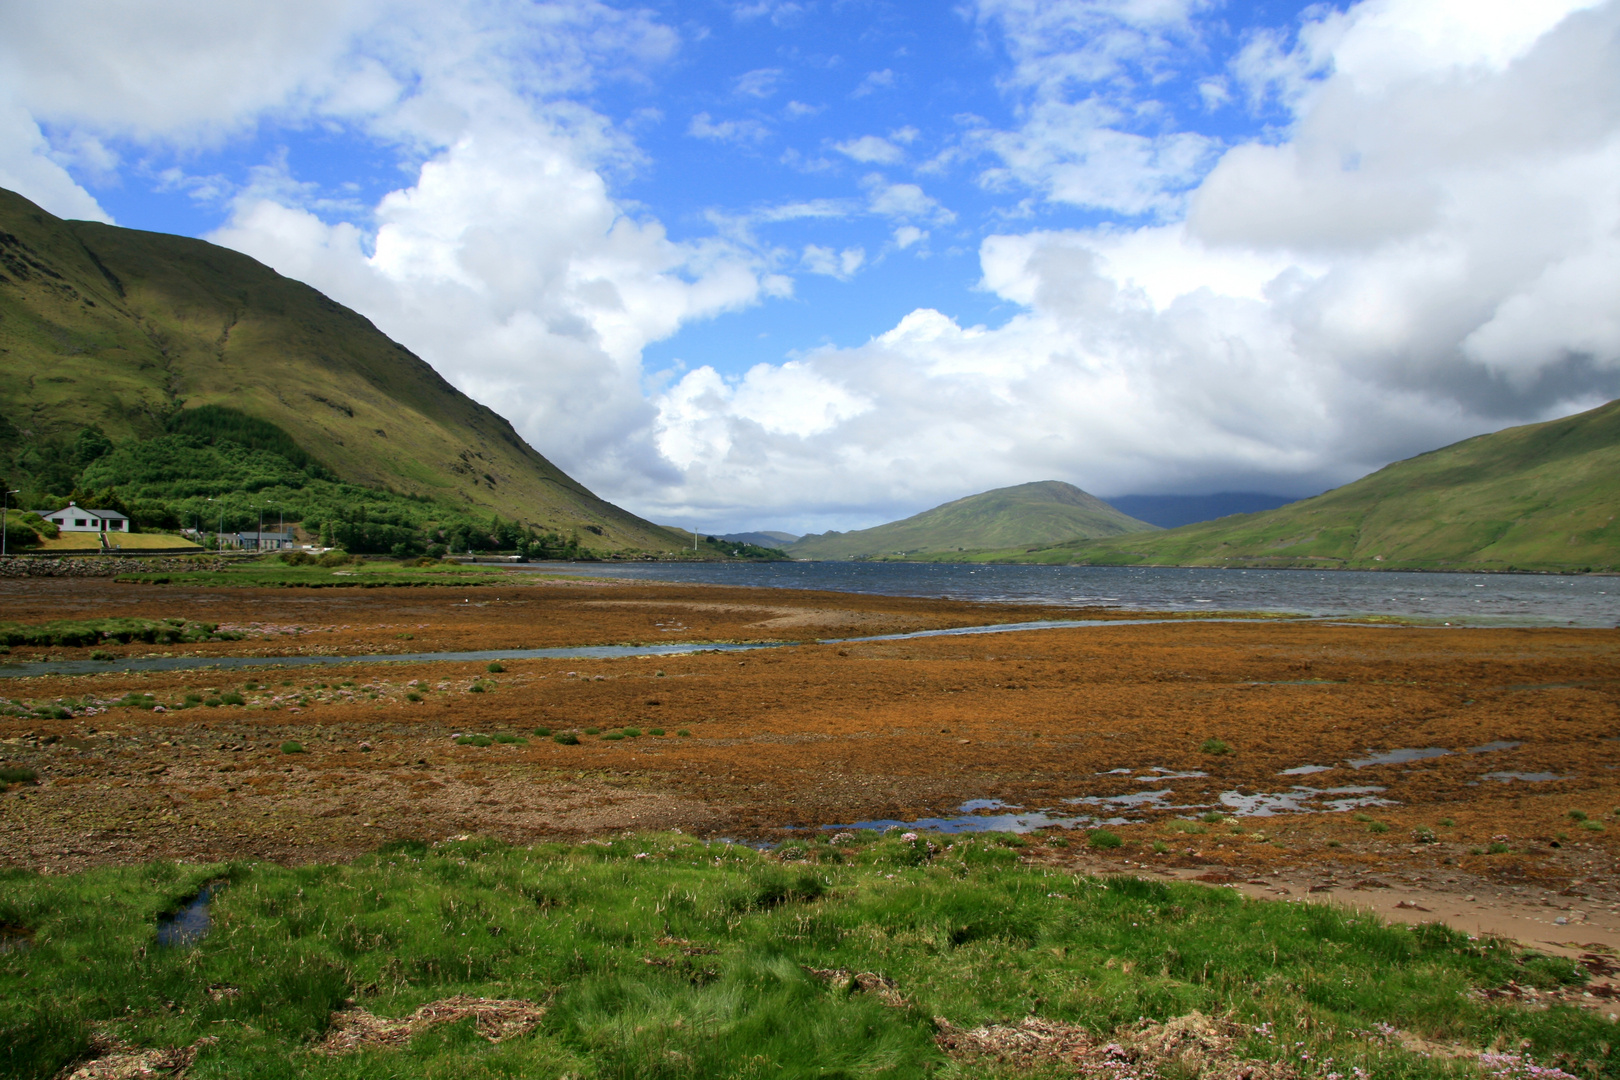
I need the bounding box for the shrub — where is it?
[553,733,579,745]
[603,733,624,741]
[584,727,601,735]
[204,697,223,708]
[219,691,246,706]
[1087,830,1123,849]
[1151,840,1168,853]
[1487,842,1511,854]
[1367,821,1390,834]
[487,662,505,673]
[280,550,314,566]
[468,683,486,694]
[532,726,552,737]
[1200,738,1231,755]
[621,727,642,738]
[677,729,692,737]
[1200,812,1225,824]
[1568,809,1588,821]
[280,741,305,755]
[406,692,423,702]
[0,766,39,785]
[455,735,493,747]
[1438,818,1456,827]
[89,650,115,661]
[492,733,525,745]
[318,551,352,567]
[1580,820,1604,832]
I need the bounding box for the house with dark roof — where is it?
[44,502,130,534]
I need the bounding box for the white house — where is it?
[44,502,130,533]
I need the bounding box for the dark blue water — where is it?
[513,562,1617,627]
[156,884,217,947]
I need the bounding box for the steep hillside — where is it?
[980,399,1620,572]
[0,187,685,552]
[787,481,1157,560]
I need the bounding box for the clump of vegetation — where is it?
[1568,809,1588,821]
[405,692,423,703]
[621,728,642,739]
[455,735,493,748]
[1579,820,1605,833]
[1367,821,1391,834]
[0,618,231,649]
[602,733,625,742]
[552,733,579,746]
[0,766,39,785]
[491,733,526,745]
[532,727,552,737]
[219,691,245,707]
[1200,812,1226,825]
[279,741,305,755]
[677,729,692,737]
[1199,738,1230,755]
[1438,818,1456,827]
[486,662,505,673]
[584,727,600,736]
[468,683,486,694]
[1487,842,1512,855]
[1087,830,1123,849]
[648,728,665,736]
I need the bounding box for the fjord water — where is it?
[522,562,1617,627]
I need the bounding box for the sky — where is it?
[3,0,1618,535]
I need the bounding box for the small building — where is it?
[44,502,129,533]
[233,529,297,551]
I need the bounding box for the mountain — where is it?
[786,481,1158,560]
[980,399,1620,572]
[1102,492,1302,529]
[720,531,799,548]
[0,187,686,552]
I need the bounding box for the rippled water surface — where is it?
[517,562,1617,626]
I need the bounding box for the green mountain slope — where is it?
[0,186,685,552]
[787,480,1158,560]
[973,399,1620,572]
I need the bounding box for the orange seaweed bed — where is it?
[0,574,1615,913]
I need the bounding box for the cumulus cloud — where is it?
[646,0,1620,527]
[834,134,905,164]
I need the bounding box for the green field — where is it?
[955,400,1620,572]
[0,186,685,553]
[788,481,1156,561]
[0,832,1607,1080]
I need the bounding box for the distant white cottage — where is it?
[45,502,130,533]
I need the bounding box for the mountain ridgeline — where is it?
[786,481,1157,560]
[0,186,687,554]
[974,399,1620,572]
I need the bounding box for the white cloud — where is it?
[733,68,785,98]
[645,0,1620,525]
[689,112,772,143]
[893,225,928,250]
[861,174,955,225]
[851,69,896,97]
[834,134,905,164]
[800,244,866,279]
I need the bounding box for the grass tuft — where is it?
[279,741,305,755]
[1199,738,1230,755]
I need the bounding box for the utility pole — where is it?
[2,489,18,558]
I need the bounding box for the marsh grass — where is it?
[0,836,1606,1080]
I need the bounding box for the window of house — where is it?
[74,519,87,527]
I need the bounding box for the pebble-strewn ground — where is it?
[1,573,1617,972]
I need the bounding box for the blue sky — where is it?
[3,0,1617,533]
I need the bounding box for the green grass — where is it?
[0,835,1607,1080]
[949,397,1620,573]
[0,617,231,649]
[113,558,523,589]
[787,480,1156,560]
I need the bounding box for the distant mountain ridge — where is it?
[0,186,685,551]
[970,399,1620,572]
[1102,492,1301,529]
[720,531,799,548]
[787,480,1156,560]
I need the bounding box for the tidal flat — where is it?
[1,572,1617,1077]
